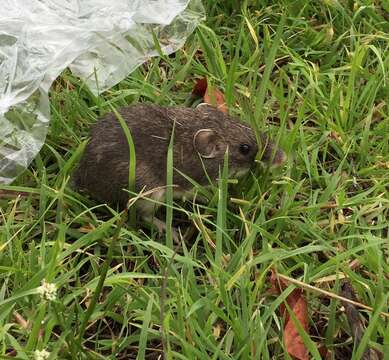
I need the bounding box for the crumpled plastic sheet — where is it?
[0,0,204,184]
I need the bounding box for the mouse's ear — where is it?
[193,129,226,158]
[196,103,213,111]
[196,103,219,114]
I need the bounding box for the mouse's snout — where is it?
[259,137,286,166]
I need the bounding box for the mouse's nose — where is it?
[271,148,287,166]
[258,138,286,166]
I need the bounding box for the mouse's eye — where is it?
[239,143,251,155]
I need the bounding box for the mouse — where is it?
[72,103,285,231]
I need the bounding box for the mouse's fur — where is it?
[72,104,284,217]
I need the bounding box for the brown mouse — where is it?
[72,103,284,225]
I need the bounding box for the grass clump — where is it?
[0,1,388,358]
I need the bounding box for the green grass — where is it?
[1,0,388,358]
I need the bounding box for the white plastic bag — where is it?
[0,0,204,184]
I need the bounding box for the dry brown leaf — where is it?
[192,78,228,114]
[192,78,208,97]
[282,289,309,360]
[270,270,311,360]
[204,86,228,114]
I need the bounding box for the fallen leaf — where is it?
[204,86,228,114]
[192,78,228,114]
[192,78,208,97]
[283,289,309,360]
[270,270,310,360]
[13,311,30,330]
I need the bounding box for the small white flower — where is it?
[34,349,50,360]
[37,279,57,301]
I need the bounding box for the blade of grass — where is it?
[251,14,286,145]
[109,105,137,227]
[165,121,175,249]
[215,149,229,267]
[76,210,127,344]
[136,293,155,360]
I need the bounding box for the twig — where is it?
[277,274,389,318]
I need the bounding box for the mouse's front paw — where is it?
[144,216,180,244]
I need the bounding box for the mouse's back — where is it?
[72,103,281,209]
[72,104,173,207]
